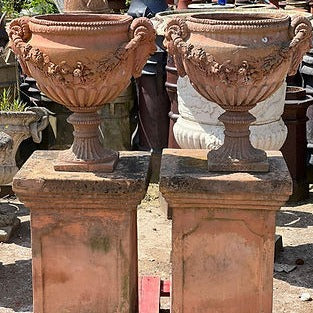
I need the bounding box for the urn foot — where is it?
[207,111,269,172]
[54,112,119,172]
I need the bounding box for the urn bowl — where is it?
[164,11,312,172]
[9,14,156,172]
[9,14,156,113]
[165,12,312,110]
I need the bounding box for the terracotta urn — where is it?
[164,12,312,172]
[63,0,109,13]
[9,14,156,172]
[177,0,192,10]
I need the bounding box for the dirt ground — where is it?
[0,183,313,313]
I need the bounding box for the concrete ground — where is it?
[0,183,312,312]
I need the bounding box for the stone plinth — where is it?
[13,151,151,313]
[160,149,292,313]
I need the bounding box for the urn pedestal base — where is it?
[207,111,269,172]
[13,151,151,313]
[160,149,292,313]
[54,112,119,173]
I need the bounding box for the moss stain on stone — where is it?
[122,274,129,301]
[89,236,111,253]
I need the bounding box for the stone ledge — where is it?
[160,149,292,209]
[13,150,151,209]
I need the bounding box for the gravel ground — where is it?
[0,183,312,312]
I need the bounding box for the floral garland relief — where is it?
[9,17,156,86]
[165,17,312,87]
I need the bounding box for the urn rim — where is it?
[187,12,290,30]
[29,13,133,33]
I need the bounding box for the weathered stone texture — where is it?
[160,149,292,313]
[13,151,151,313]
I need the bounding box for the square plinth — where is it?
[13,150,151,313]
[160,149,292,313]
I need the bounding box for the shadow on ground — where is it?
[276,210,313,228]
[11,219,31,248]
[0,260,33,312]
[274,243,313,290]
[0,202,31,248]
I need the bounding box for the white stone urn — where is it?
[0,107,50,242]
[174,77,288,151]
[0,107,50,185]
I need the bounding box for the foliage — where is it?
[0,0,58,17]
[23,0,58,14]
[0,0,20,18]
[125,0,131,8]
[0,88,26,111]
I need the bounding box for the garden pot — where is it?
[63,0,109,13]
[174,77,288,151]
[177,0,192,9]
[164,11,312,171]
[0,108,49,185]
[9,14,156,172]
[108,0,127,12]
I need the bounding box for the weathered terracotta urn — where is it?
[63,0,109,13]
[164,12,312,172]
[9,14,156,172]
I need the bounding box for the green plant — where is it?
[0,88,26,111]
[0,0,20,18]
[23,0,58,14]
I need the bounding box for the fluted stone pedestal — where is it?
[13,151,150,313]
[160,149,292,313]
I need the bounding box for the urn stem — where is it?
[54,112,119,172]
[207,111,269,172]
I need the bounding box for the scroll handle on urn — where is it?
[8,16,156,78]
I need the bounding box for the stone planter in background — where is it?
[174,77,288,151]
[0,109,49,185]
[0,108,49,242]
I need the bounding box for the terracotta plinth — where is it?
[160,149,292,313]
[13,150,151,313]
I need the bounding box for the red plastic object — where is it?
[139,276,171,313]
